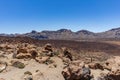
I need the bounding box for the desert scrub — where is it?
[12,61,25,69]
[24,71,32,75]
[53,51,60,56]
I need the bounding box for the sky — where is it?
[0,0,120,34]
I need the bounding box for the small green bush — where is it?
[12,61,25,69]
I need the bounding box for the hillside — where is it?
[22,27,120,40]
[1,27,120,40]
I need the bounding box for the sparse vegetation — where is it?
[53,51,60,56]
[24,71,32,75]
[12,61,25,69]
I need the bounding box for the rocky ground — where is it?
[0,37,120,80]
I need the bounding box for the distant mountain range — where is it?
[1,27,120,40]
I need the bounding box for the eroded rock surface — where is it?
[0,42,119,80]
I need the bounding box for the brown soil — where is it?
[0,36,120,56]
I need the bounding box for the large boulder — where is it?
[29,50,38,59]
[62,62,93,80]
[15,53,31,59]
[44,43,53,52]
[42,43,54,57]
[97,56,120,80]
[97,70,120,80]
[14,46,39,59]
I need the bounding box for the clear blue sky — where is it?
[0,0,120,33]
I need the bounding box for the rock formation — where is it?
[0,42,119,80]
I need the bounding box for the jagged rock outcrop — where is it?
[97,56,120,80]
[62,62,93,80]
[62,47,73,61]
[42,43,54,57]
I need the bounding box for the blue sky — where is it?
[0,0,120,33]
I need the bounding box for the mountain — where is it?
[23,29,97,40]
[1,27,120,40]
[97,27,120,38]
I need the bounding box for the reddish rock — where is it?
[62,63,93,80]
[17,48,28,53]
[88,63,104,70]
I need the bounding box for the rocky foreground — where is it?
[0,42,120,80]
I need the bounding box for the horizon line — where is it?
[0,27,120,34]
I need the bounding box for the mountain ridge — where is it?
[1,27,120,40]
